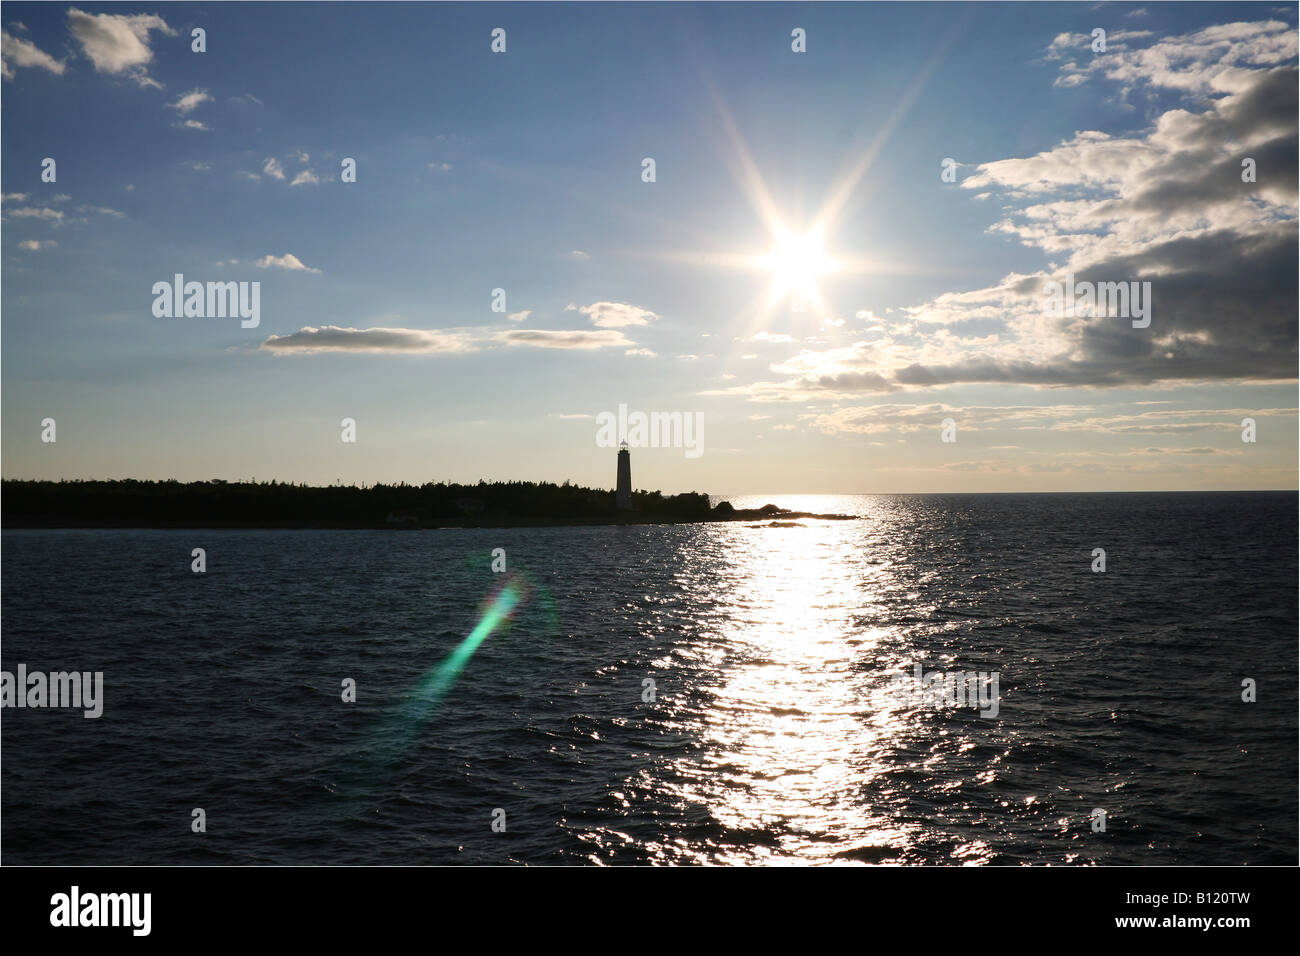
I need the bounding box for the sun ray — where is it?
[702,73,788,241]
[633,20,967,347]
[810,47,949,239]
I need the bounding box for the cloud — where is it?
[624,347,657,357]
[799,404,1296,443]
[1,192,28,202]
[255,253,321,273]
[176,119,208,131]
[257,156,319,185]
[18,239,56,251]
[577,300,657,328]
[260,326,480,355]
[1050,20,1294,98]
[506,310,532,323]
[495,329,634,349]
[260,325,637,355]
[2,30,66,80]
[939,59,1295,382]
[1047,29,1154,64]
[66,8,174,87]
[4,206,63,221]
[168,89,211,114]
[571,249,590,259]
[1052,407,1295,434]
[805,403,1098,436]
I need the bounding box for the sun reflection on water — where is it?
[657,515,901,862]
[619,502,998,865]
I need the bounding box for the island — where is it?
[0,479,857,530]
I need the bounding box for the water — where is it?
[2,492,1295,865]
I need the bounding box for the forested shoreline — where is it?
[1,478,721,529]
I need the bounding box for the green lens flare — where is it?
[335,560,555,790]
[405,579,524,719]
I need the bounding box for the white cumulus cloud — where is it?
[255,253,321,273]
[168,89,210,114]
[578,301,657,328]
[66,8,174,88]
[1,30,65,80]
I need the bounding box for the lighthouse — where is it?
[616,440,632,510]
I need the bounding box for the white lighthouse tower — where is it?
[616,440,632,510]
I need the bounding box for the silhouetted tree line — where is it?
[1,478,715,528]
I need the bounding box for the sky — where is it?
[2,1,1296,494]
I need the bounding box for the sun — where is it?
[756,227,833,301]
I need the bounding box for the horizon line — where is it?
[1,477,1295,497]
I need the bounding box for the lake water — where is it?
[2,492,1295,864]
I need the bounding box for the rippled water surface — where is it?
[3,492,1295,864]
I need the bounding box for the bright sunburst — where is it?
[756,227,834,300]
[630,59,943,337]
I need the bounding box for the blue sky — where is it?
[3,2,1296,493]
